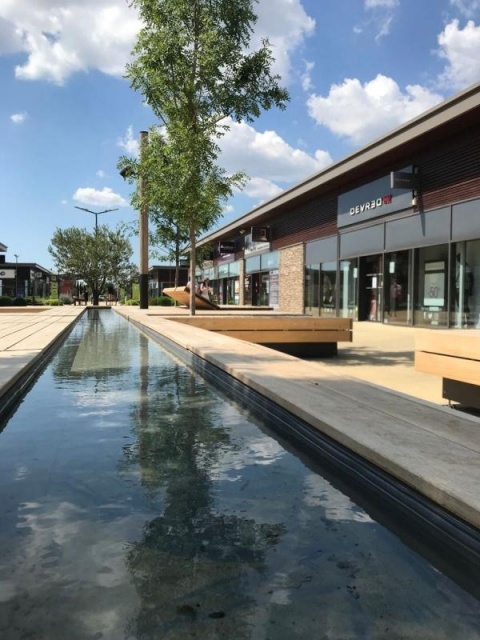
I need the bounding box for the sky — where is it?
[2,0,480,271]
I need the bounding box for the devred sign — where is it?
[350,194,393,216]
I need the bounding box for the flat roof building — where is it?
[196,81,480,329]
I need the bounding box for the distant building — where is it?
[0,248,53,299]
[149,264,189,298]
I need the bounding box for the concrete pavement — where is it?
[1,305,480,532]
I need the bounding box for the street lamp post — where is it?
[74,206,119,231]
[119,130,149,310]
[14,254,19,298]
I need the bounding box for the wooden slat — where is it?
[162,287,220,310]
[416,330,480,360]
[171,317,352,331]
[415,351,480,386]
[218,330,351,344]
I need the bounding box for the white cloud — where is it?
[10,111,27,124]
[219,118,332,202]
[356,0,399,41]
[307,74,443,146]
[0,0,140,84]
[450,0,480,17]
[73,187,127,207]
[220,118,331,182]
[254,0,315,83]
[301,60,315,91]
[0,0,313,87]
[365,0,398,7]
[437,19,480,89]
[242,177,284,200]
[117,126,139,156]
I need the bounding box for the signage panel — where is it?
[338,170,413,228]
[0,269,15,279]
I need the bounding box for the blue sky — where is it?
[1,0,480,270]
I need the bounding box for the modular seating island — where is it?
[168,315,353,357]
[415,329,480,410]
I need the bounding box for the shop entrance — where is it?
[359,255,383,321]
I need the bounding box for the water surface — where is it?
[0,311,479,639]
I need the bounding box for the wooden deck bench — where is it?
[415,330,480,409]
[162,287,221,310]
[169,315,353,357]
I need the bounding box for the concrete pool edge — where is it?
[115,307,480,534]
[0,307,85,418]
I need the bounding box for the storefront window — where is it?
[305,264,320,316]
[384,250,411,325]
[320,261,337,317]
[450,240,480,328]
[339,259,358,319]
[414,245,449,327]
[245,255,261,273]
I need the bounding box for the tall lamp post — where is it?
[74,206,119,231]
[14,254,19,298]
[120,130,149,310]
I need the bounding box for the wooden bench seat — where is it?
[162,287,220,310]
[415,330,480,408]
[170,315,353,357]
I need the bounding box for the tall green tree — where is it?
[125,0,289,312]
[48,226,136,306]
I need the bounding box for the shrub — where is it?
[12,297,28,306]
[60,295,73,305]
[149,296,174,306]
[125,299,139,306]
[44,299,63,306]
[0,296,13,306]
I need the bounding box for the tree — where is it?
[48,225,136,306]
[125,0,289,313]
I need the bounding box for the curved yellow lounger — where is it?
[162,287,220,310]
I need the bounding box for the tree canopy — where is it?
[48,226,136,305]
[124,0,289,312]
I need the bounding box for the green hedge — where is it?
[43,299,64,306]
[149,296,174,306]
[0,296,13,306]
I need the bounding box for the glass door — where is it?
[360,255,383,321]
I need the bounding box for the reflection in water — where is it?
[0,312,479,640]
[122,332,286,638]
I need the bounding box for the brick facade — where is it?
[279,244,304,313]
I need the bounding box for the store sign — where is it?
[219,241,235,255]
[0,269,15,279]
[349,194,393,216]
[338,168,413,228]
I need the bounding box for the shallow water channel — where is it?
[0,310,479,640]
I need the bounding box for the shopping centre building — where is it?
[196,81,480,329]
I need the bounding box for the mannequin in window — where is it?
[389,277,402,317]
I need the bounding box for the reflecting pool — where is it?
[0,311,479,639]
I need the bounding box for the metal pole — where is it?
[139,130,149,309]
[14,254,19,298]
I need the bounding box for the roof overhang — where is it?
[197,81,480,248]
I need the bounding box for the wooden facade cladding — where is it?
[270,194,337,251]
[417,127,480,212]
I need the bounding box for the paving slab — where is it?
[116,307,480,531]
[0,307,84,403]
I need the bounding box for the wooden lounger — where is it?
[162,287,220,310]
